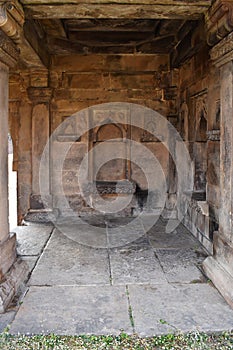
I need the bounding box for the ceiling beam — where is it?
[20,0,211,5]
[23,20,50,67]
[21,1,211,20]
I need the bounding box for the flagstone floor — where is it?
[1,215,233,336]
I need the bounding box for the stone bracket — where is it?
[206,0,233,46]
[0,1,24,42]
[0,0,47,67]
[0,29,19,67]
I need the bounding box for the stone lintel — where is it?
[27,86,52,103]
[0,29,19,67]
[210,30,233,67]
[206,0,233,46]
[23,1,211,20]
[0,258,28,313]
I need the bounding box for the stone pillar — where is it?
[25,82,54,223]
[203,31,233,306]
[0,30,28,313]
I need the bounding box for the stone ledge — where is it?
[85,180,136,195]
[23,209,58,225]
[0,258,29,313]
[202,255,233,308]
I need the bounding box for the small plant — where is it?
[0,330,232,349]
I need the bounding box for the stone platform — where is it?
[1,216,233,335]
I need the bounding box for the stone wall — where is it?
[49,54,177,130]
[50,54,178,216]
[177,32,220,253]
[9,54,179,220]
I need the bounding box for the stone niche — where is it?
[179,85,214,253]
[51,104,170,216]
[90,109,129,183]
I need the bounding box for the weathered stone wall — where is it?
[9,53,178,220]
[50,54,177,215]
[49,54,177,130]
[177,32,220,252]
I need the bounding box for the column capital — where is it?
[27,87,53,104]
[0,29,19,67]
[210,30,233,67]
[206,0,233,46]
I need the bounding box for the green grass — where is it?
[0,331,232,349]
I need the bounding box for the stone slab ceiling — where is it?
[19,0,211,55]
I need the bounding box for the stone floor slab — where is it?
[4,217,233,336]
[21,256,38,273]
[0,311,15,333]
[107,217,136,228]
[141,215,164,233]
[155,248,207,283]
[128,284,233,336]
[57,223,108,248]
[148,224,198,249]
[107,217,145,248]
[110,246,167,285]
[10,285,132,335]
[29,229,110,286]
[14,226,53,256]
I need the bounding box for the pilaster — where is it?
[23,73,56,224]
[203,30,233,306]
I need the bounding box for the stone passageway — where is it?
[1,216,233,335]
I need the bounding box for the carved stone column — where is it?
[0,30,28,313]
[24,83,55,223]
[203,31,233,306]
